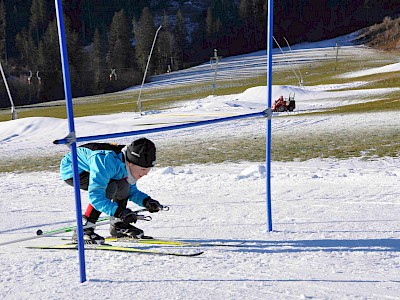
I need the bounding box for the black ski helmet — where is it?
[126,138,156,168]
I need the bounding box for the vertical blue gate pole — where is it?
[55,0,87,282]
[266,0,274,232]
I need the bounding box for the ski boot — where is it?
[72,217,105,245]
[110,222,145,239]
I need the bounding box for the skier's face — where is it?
[127,162,151,180]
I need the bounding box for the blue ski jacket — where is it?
[60,147,149,216]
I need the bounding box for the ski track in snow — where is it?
[0,160,399,299]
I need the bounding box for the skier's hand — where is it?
[143,197,162,213]
[118,208,138,224]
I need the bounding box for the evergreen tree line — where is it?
[0,0,398,109]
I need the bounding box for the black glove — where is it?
[118,208,138,224]
[143,197,161,213]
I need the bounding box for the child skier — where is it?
[60,137,163,244]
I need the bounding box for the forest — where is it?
[0,0,399,108]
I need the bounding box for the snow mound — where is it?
[151,167,193,176]
[154,167,175,175]
[238,85,305,104]
[237,164,266,179]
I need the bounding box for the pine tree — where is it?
[37,15,84,100]
[90,28,105,94]
[206,7,214,36]
[29,0,46,45]
[64,16,85,96]
[239,0,255,50]
[15,28,37,69]
[254,0,267,49]
[205,0,238,53]
[0,0,6,61]
[157,10,175,73]
[134,7,156,74]
[174,9,186,69]
[107,9,132,70]
[37,20,61,100]
[238,0,266,51]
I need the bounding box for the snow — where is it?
[1,159,399,299]
[1,83,399,161]
[1,33,400,299]
[340,61,400,78]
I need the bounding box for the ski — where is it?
[27,243,203,257]
[104,237,245,247]
[61,237,245,247]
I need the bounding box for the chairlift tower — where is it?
[109,68,117,81]
[334,43,340,71]
[210,49,221,96]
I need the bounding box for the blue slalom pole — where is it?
[55,0,86,283]
[266,0,274,232]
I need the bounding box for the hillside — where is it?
[1,32,399,173]
[0,34,399,299]
[358,16,400,52]
[1,0,400,108]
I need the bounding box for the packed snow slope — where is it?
[1,83,399,161]
[0,33,399,299]
[1,159,399,299]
